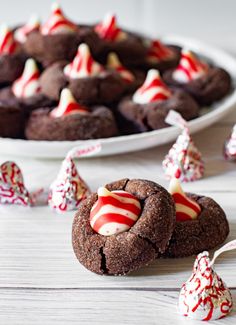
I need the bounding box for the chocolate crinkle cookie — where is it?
[118,89,199,133]
[72,178,176,275]
[164,193,229,258]
[25,106,118,141]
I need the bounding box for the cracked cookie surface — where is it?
[72,178,175,275]
[163,193,230,258]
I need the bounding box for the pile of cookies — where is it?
[0,3,232,140]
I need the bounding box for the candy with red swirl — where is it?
[147,40,174,63]
[163,110,204,182]
[63,43,103,79]
[14,15,40,43]
[95,13,127,42]
[41,2,77,35]
[179,242,235,321]
[0,161,32,206]
[12,58,41,98]
[0,24,18,55]
[169,177,201,221]
[224,124,236,162]
[48,157,90,213]
[173,49,208,83]
[90,187,141,236]
[50,88,89,118]
[133,69,171,104]
[107,52,134,83]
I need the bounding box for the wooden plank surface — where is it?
[0,110,236,324]
[0,289,235,325]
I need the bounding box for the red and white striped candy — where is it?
[41,2,77,35]
[0,24,18,55]
[95,13,127,42]
[14,15,40,43]
[12,58,41,98]
[173,49,208,83]
[48,157,90,213]
[64,43,103,79]
[50,88,89,118]
[90,187,141,236]
[169,177,201,221]
[0,161,32,206]
[133,69,171,104]
[147,40,174,63]
[107,52,134,83]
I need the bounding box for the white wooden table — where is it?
[0,109,236,324]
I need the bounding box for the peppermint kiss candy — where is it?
[163,111,204,182]
[14,14,40,43]
[0,24,18,55]
[169,177,201,221]
[107,52,134,83]
[50,88,89,118]
[147,40,174,63]
[63,43,103,79]
[133,69,171,104]
[173,49,208,83]
[224,124,236,162]
[12,58,41,98]
[41,2,77,35]
[179,246,234,321]
[95,13,127,42]
[90,187,141,236]
[0,161,32,206]
[48,157,90,213]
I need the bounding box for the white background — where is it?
[0,0,235,53]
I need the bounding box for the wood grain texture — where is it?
[0,289,235,325]
[0,111,236,324]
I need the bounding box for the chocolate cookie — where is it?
[0,52,26,86]
[0,101,24,138]
[141,44,181,73]
[0,87,54,114]
[164,67,232,106]
[164,193,229,258]
[40,61,126,105]
[72,178,176,275]
[118,89,200,133]
[25,106,118,140]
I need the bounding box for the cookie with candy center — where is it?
[163,49,231,105]
[72,178,176,275]
[169,177,201,221]
[173,49,208,83]
[147,40,174,63]
[90,187,141,236]
[0,24,18,55]
[107,52,134,83]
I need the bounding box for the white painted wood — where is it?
[0,289,235,325]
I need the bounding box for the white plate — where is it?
[1,35,236,159]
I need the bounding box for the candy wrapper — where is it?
[179,240,236,321]
[48,142,101,213]
[0,161,32,206]
[224,124,236,162]
[163,110,204,182]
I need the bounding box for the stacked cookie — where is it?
[0,3,232,140]
[72,178,229,275]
